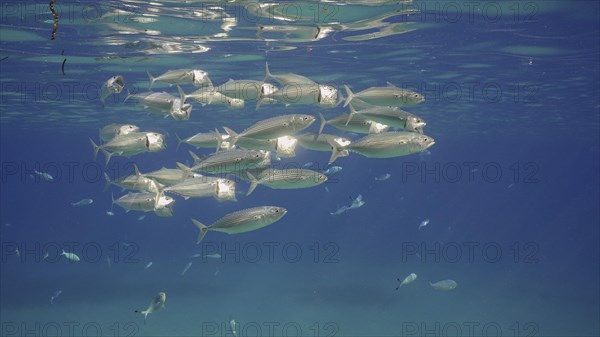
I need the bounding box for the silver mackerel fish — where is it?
[192,206,288,243]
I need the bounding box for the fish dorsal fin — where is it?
[133,163,142,177]
[386,81,398,88]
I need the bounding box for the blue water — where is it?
[1,1,599,336]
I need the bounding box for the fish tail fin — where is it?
[343,84,354,108]
[102,172,112,192]
[136,309,149,324]
[222,127,239,148]
[147,71,155,89]
[124,88,133,103]
[192,219,209,244]
[326,138,343,165]
[317,112,327,139]
[336,90,345,107]
[263,62,272,84]
[177,85,186,106]
[214,128,223,152]
[89,138,100,160]
[255,98,264,110]
[246,172,258,196]
[345,104,357,126]
[102,149,113,165]
[175,133,184,152]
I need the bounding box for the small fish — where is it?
[4,223,11,227]
[181,262,192,276]
[43,251,49,260]
[302,162,314,168]
[71,198,93,206]
[34,170,54,182]
[230,319,238,337]
[15,248,20,257]
[429,279,458,291]
[100,75,125,106]
[375,173,391,181]
[330,194,365,215]
[192,206,288,244]
[204,253,221,259]
[418,219,430,230]
[189,253,202,259]
[135,292,166,323]
[223,114,315,148]
[343,83,425,108]
[50,290,62,305]
[322,166,342,176]
[137,215,146,221]
[106,211,115,216]
[61,250,80,262]
[148,69,210,89]
[144,261,153,270]
[396,273,417,290]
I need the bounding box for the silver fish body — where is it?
[104,165,163,193]
[296,133,351,152]
[343,83,425,108]
[348,105,426,133]
[137,292,166,323]
[143,167,196,186]
[246,168,328,195]
[328,131,435,164]
[185,149,270,174]
[184,86,244,109]
[429,279,458,291]
[148,69,210,88]
[224,114,315,148]
[99,124,140,142]
[100,75,125,105]
[164,177,236,201]
[233,135,297,158]
[90,132,166,164]
[319,113,389,135]
[192,206,288,243]
[176,131,226,151]
[113,192,175,217]
[264,62,317,87]
[216,79,278,101]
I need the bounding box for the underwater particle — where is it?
[71,198,93,206]
[418,219,429,230]
[49,0,59,40]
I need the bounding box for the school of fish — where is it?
[94,63,436,321]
